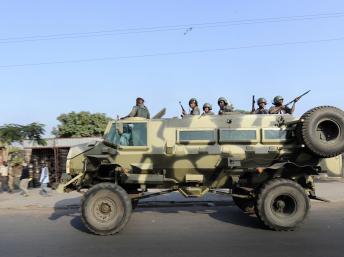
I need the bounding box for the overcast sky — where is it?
[1,1,344,136]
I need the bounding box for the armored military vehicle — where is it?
[58,106,344,235]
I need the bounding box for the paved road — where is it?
[0,201,344,257]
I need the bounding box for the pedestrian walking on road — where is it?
[39,162,50,196]
[8,164,15,193]
[19,163,30,197]
[0,160,9,193]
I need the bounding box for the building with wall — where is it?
[23,137,101,184]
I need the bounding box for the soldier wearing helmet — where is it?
[269,95,298,114]
[122,97,150,119]
[182,98,200,116]
[202,103,215,116]
[218,97,234,115]
[252,97,269,114]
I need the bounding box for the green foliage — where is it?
[53,112,112,138]
[0,123,46,145]
[7,146,24,166]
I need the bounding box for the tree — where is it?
[7,146,24,166]
[53,112,112,138]
[0,123,46,145]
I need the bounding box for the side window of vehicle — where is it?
[219,129,258,143]
[262,128,294,143]
[178,130,216,144]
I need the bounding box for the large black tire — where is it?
[255,179,310,231]
[298,106,344,158]
[81,183,132,236]
[232,187,255,215]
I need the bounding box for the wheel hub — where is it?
[100,202,111,214]
[272,194,297,217]
[93,198,117,223]
[276,200,286,212]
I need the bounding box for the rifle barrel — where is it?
[285,90,311,106]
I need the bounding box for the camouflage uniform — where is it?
[218,97,233,115]
[269,106,292,114]
[202,103,215,115]
[190,107,200,115]
[253,98,269,114]
[254,108,269,114]
[127,104,150,119]
[186,98,200,116]
[269,96,292,114]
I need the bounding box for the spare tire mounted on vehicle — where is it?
[298,106,344,158]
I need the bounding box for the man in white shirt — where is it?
[39,162,50,196]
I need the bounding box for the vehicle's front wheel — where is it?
[81,183,132,236]
[255,179,310,231]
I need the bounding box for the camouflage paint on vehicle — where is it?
[59,106,344,234]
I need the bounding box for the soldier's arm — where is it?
[121,106,137,119]
[288,103,296,114]
[130,106,139,117]
[289,97,300,114]
[147,108,151,119]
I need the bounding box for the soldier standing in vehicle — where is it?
[202,103,215,115]
[182,98,200,116]
[123,97,150,119]
[252,98,269,114]
[218,97,233,115]
[269,96,298,114]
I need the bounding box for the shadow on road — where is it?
[48,197,80,221]
[48,198,265,233]
[134,205,264,230]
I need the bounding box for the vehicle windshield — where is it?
[105,122,147,146]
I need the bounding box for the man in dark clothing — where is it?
[252,98,269,114]
[122,97,150,119]
[269,95,299,114]
[19,163,30,197]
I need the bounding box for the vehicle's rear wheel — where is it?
[255,179,310,231]
[232,187,255,215]
[81,183,132,236]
